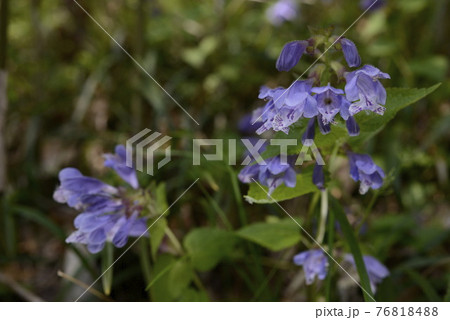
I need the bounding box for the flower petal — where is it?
[276,40,308,72]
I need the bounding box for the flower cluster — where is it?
[239,32,388,195]
[294,249,389,293]
[254,37,390,137]
[54,145,148,253]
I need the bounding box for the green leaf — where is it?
[179,288,209,302]
[149,216,167,259]
[184,227,237,272]
[244,168,316,204]
[332,199,374,302]
[236,218,301,251]
[150,183,169,259]
[445,277,450,302]
[155,182,169,213]
[405,269,441,302]
[148,254,193,301]
[349,84,441,146]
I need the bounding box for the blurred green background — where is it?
[0,0,449,301]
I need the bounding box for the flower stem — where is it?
[165,226,207,293]
[165,226,184,255]
[316,189,328,244]
[101,242,114,296]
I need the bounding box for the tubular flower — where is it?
[54,145,148,253]
[345,65,390,116]
[348,152,385,194]
[345,254,390,293]
[238,155,297,195]
[293,249,329,285]
[339,38,361,68]
[276,40,309,72]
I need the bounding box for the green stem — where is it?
[316,189,328,244]
[307,191,320,220]
[101,242,114,296]
[227,165,247,226]
[165,226,184,255]
[139,239,152,288]
[165,226,206,293]
[198,183,233,230]
[325,209,335,301]
[357,190,379,232]
[333,199,374,301]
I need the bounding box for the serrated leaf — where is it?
[236,218,302,251]
[244,168,316,204]
[183,228,237,272]
[349,84,441,146]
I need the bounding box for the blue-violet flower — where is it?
[54,145,148,253]
[293,249,328,285]
[348,152,385,194]
[345,254,390,293]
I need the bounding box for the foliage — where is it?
[0,0,449,302]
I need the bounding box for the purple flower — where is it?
[317,114,331,134]
[238,163,260,184]
[302,118,316,146]
[360,0,386,11]
[293,249,328,285]
[348,152,385,194]
[104,145,139,189]
[312,83,348,124]
[238,155,297,195]
[345,65,390,116]
[67,209,148,254]
[345,254,389,293]
[339,38,361,68]
[53,168,118,210]
[54,146,148,254]
[312,164,325,190]
[346,116,360,136]
[238,114,260,135]
[301,115,334,146]
[276,40,309,72]
[255,81,317,135]
[266,0,298,26]
[259,156,297,194]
